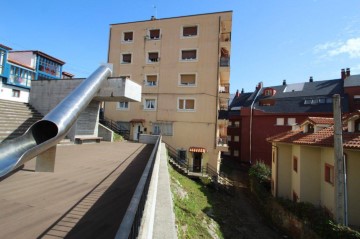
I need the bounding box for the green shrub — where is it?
[248,161,271,184]
[113,133,124,142]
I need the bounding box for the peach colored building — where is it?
[105,11,232,172]
[269,115,360,227]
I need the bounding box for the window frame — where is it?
[276,118,285,126]
[178,73,197,87]
[180,49,198,62]
[143,98,157,111]
[293,156,298,172]
[122,31,134,43]
[117,101,130,111]
[145,74,158,87]
[324,163,334,185]
[147,51,160,63]
[177,98,196,112]
[121,53,132,64]
[12,89,20,98]
[148,29,161,40]
[181,25,199,38]
[287,118,296,126]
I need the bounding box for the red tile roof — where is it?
[268,115,360,149]
[307,117,334,125]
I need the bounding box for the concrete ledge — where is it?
[139,134,159,144]
[74,136,103,144]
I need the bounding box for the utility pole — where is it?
[333,94,347,225]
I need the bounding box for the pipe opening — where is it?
[30,120,59,145]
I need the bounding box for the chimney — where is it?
[241,88,244,94]
[256,82,263,90]
[235,89,240,98]
[282,79,286,86]
[341,68,346,80]
[150,16,156,21]
[346,68,351,77]
[309,76,313,82]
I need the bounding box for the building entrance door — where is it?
[193,152,202,172]
[133,124,143,141]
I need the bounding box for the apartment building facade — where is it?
[0,44,67,102]
[105,11,232,172]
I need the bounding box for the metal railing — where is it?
[115,136,161,239]
[100,117,130,140]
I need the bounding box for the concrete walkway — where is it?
[0,142,153,239]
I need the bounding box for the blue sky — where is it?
[1,0,360,93]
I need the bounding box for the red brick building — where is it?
[227,69,358,166]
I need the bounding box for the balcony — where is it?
[220,57,230,67]
[220,32,231,42]
[217,136,229,152]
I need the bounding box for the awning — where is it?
[189,147,206,153]
[130,119,145,123]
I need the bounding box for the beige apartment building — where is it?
[105,11,232,172]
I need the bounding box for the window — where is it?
[234,121,240,127]
[355,119,360,132]
[234,136,239,142]
[307,124,314,133]
[147,52,159,63]
[12,89,20,98]
[123,31,133,42]
[145,75,157,86]
[264,88,274,96]
[153,122,173,136]
[227,135,231,142]
[0,50,5,75]
[181,49,197,61]
[293,156,298,172]
[287,118,296,126]
[144,99,156,110]
[233,150,239,157]
[311,99,318,104]
[178,149,186,161]
[304,99,312,105]
[318,98,326,104]
[354,95,360,104]
[179,73,196,86]
[9,66,34,88]
[149,29,160,39]
[121,53,132,64]
[276,118,284,126]
[117,101,129,110]
[178,98,195,111]
[325,163,334,185]
[182,26,198,37]
[326,97,333,104]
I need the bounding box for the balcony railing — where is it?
[220,32,231,42]
[219,84,230,93]
[217,137,228,147]
[220,57,230,67]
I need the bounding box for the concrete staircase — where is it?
[0,99,43,142]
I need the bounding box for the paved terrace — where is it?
[0,142,154,239]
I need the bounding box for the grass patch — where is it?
[169,166,222,239]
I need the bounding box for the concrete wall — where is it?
[139,134,159,144]
[98,123,114,142]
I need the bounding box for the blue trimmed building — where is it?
[0,44,67,102]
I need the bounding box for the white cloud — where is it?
[314,38,360,58]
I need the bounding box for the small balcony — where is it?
[216,137,229,152]
[220,57,230,67]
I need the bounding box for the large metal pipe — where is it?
[0,64,112,177]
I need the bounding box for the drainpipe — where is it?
[249,82,262,164]
[214,16,221,149]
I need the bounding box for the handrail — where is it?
[100,116,130,140]
[115,136,161,239]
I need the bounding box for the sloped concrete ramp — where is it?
[0,142,153,239]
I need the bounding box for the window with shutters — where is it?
[148,29,160,40]
[121,53,132,64]
[123,31,133,42]
[182,25,198,37]
[145,74,157,86]
[147,52,159,63]
[178,98,195,111]
[324,163,334,185]
[179,73,196,86]
[180,49,197,61]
